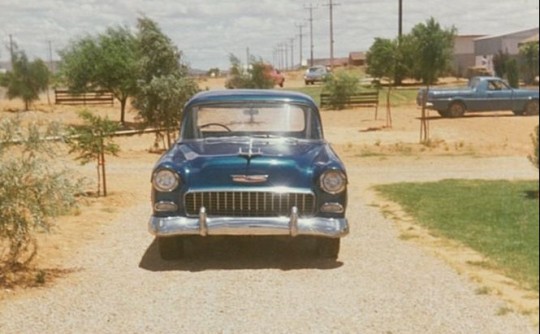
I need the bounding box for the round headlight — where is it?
[152,169,180,192]
[320,170,347,194]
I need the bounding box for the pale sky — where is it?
[0,0,538,70]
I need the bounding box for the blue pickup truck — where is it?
[417,76,539,117]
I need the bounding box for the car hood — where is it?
[156,137,344,190]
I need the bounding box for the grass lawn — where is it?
[374,179,539,291]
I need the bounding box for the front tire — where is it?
[523,100,539,116]
[437,110,449,118]
[447,101,466,118]
[157,236,184,260]
[316,238,340,259]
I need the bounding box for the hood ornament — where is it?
[231,174,269,183]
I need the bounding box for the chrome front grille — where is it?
[184,191,315,217]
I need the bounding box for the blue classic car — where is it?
[417,76,539,117]
[149,90,348,260]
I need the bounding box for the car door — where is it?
[485,79,514,111]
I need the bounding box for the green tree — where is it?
[366,37,398,126]
[492,50,510,78]
[409,18,456,142]
[519,42,539,85]
[1,51,50,110]
[0,118,80,269]
[132,16,199,149]
[409,18,456,85]
[67,110,120,197]
[59,26,138,124]
[506,58,519,88]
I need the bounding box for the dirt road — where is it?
[0,77,538,333]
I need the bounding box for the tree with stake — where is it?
[67,110,119,197]
[366,37,399,128]
[409,18,456,143]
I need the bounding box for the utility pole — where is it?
[398,0,403,38]
[9,34,14,66]
[305,4,316,67]
[324,0,340,70]
[289,38,295,70]
[295,23,306,67]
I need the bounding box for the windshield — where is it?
[181,102,322,140]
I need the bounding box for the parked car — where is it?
[417,76,539,117]
[304,65,330,85]
[149,89,349,260]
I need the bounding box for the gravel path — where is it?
[0,154,537,333]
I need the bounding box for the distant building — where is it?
[475,27,539,55]
[348,52,366,66]
[473,27,539,75]
[452,35,486,77]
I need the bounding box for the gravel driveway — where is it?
[0,153,537,333]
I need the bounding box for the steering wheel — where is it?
[199,123,232,132]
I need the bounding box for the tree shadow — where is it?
[139,236,343,272]
[523,190,539,200]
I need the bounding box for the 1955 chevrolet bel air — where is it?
[149,89,349,260]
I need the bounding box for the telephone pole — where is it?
[324,0,340,70]
[398,0,403,38]
[289,38,295,69]
[295,23,306,67]
[305,4,316,67]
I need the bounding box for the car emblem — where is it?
[231,175,268,183]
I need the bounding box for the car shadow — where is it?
[139,236,343,272]
[418,112,518,121]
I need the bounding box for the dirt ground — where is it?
[1,72,539,324]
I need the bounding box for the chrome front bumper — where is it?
[149,207,348,238]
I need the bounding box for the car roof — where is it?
[184,89,319,110]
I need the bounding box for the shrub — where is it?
[0,119,81,270]
[322,70,360,110]
[506,58,519,88]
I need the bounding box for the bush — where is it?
[0,119,81,270]
[506,58,519,88]
[322,70,360,110]
[530,125,539,170]
[224,54,274,89]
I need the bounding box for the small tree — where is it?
[519,42,539,85]
[366,37,398,126]
[409,18,456,142]
[67,110,120,197]
[321,70,360,110]
[506,58,519,88]
[492,50,510,78]
[0,118,80,270]
[1,51,50,110]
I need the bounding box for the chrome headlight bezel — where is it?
[152,169,180,192]
[319,170,347,194]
